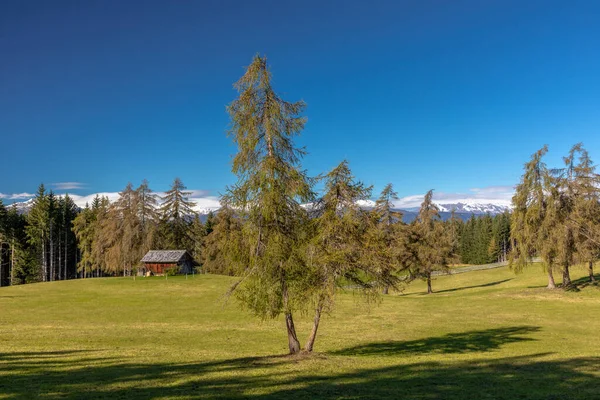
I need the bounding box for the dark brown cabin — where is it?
[140,250,198,275]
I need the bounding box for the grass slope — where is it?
[1,266,599,399]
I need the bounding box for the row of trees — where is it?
[0,186,79,285]
[72,178,211,277]
[0,178,215,283]
[459,213,511,265]
[511,144,600,288]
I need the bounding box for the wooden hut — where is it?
[140,250,198,275]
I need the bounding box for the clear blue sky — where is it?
[1,0,599,204]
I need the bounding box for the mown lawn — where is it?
[1,265,599,399]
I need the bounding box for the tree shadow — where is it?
[426,278,513,294]
[263,353,600,400]
[568,274,600,291]
[330,326,540,356]
[3,328,600,400]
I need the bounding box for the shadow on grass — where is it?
[331,326,540,356]
[428,278,513,294]
[567,274,600,291]
[1,327,599,399]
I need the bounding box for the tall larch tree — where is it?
[563,144,600,283]
[510,146,558,288]
[225,55,314,354]
[136,180,159,257]
[201,201,247,276]
[364,183,404,295]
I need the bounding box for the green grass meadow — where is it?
[1,266,599,399]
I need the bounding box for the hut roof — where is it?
[141,250,189,263]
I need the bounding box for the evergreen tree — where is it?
[159,178,197,251]
[26,184,50,282]
[5,205,33,284]
[225,55,313,354]
[0,200,7,286]
[411,190,453,294]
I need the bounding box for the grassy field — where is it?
[1,265,600,399]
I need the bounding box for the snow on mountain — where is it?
[4,194,511,217]
[404,201,510,215]
[6,199,35,214]
[435,202,510,214]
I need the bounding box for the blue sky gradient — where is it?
[1,0,599,205]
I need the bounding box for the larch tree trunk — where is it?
[547,268,556,289]
[304,300,324,352]
[285,313,301,354]
[588,261,595,283]
[282,279,300,354]
[562,264,572,288]
[427,273,433,294]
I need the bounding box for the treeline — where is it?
[0,178,215,284]
[0,182,512,287]
[0,185,78,285]
[459,212,511,265]
[72,177,213,278]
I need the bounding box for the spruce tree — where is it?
[159,177,197,251]
[0,200,7,286]
[26,184,50,282]
[225,55,313,354]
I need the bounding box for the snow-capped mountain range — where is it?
[357,199,510,215]
[4,198,510,219]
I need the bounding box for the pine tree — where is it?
[225,55,313,354]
